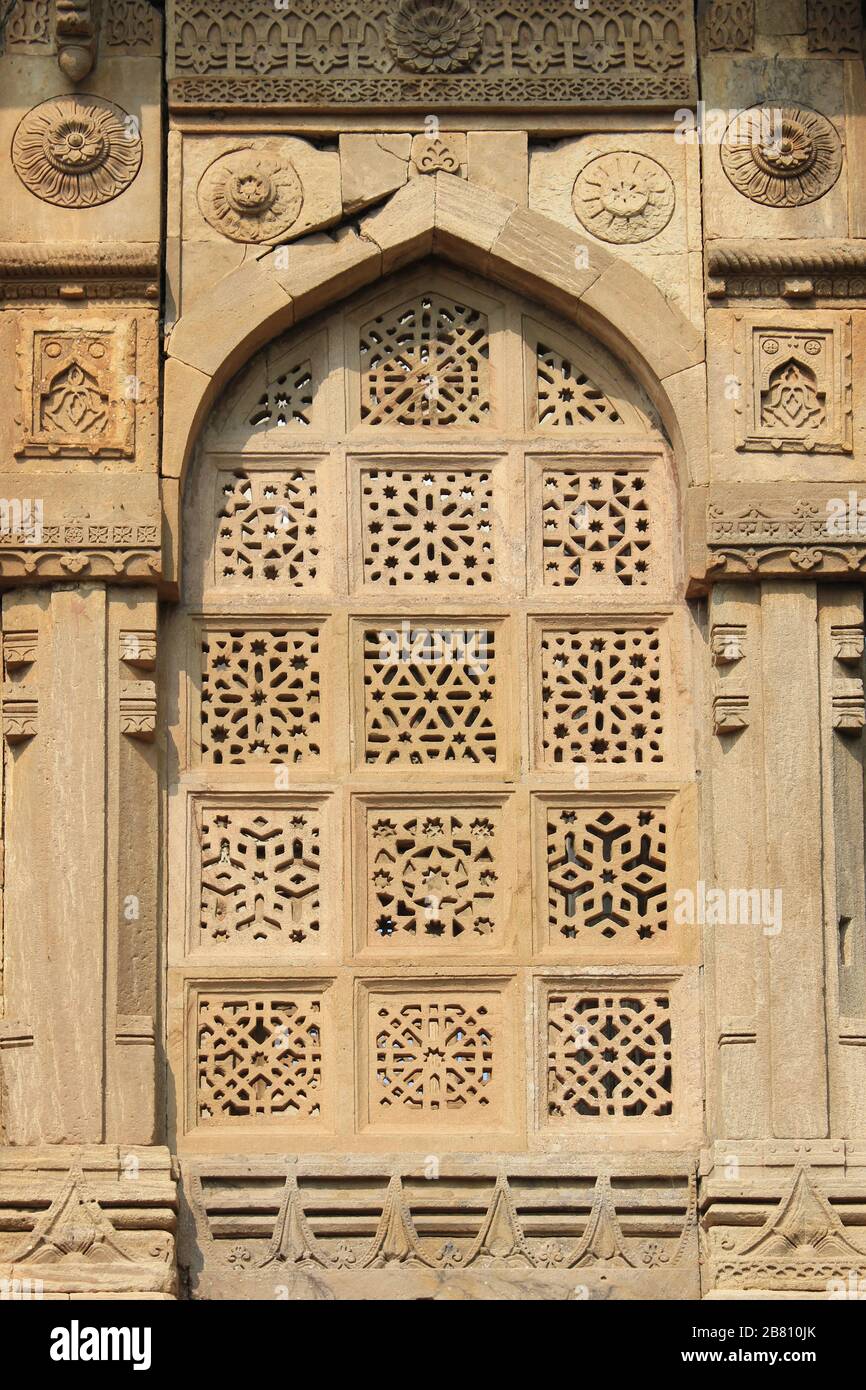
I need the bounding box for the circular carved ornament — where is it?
[720,104,843,208]
[386,0,482,74]
[197,147,305,244]
[571,152,676,244]
[12,95,142,208]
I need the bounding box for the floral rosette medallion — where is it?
[12,94,143,207]
[198,146,305,244]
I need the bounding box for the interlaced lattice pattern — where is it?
[201,628,321,764]
[547,990,673,1118]
[247,358,314,429]
[359,295,490,426]
[537,344,623,427]
[546,807,667,943]
[363,625,498,765]
[373,997,495,1114]
[199,807,320,946]
[539,626,663,764]
[541,468,652,586]
[197,994,323,1121]
[367,808,501,945]
[216,469,319,586]
[361,467,495,586]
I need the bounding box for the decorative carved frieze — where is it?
[706,499,866,577]
[0,524,160,580]
[184,1162,698,1291]
[0,1154,177,1298]
[702,0,754,53]
[167,1,697,111]
[707,1165,866,1294]
[707,242,866,302]
[806,0,861,55]
[0,243,159,303]
[12,95,143,208]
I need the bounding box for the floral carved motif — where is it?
[12,95,143,208]
[720,105,843,208]
[15,318,137,459]
[386,0,482,73]
[572,152,675,244]
[197,147,304,244]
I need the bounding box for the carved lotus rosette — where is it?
[720,104,843,208]
[385,0,482,73]
[197,147,305,244]
[571,151,676,244]
[12,95,142,207]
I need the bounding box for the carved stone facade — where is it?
[1,0,866,1306]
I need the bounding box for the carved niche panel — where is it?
[168,2,697,110]
[734,317,853,454]
[15,317,137,459]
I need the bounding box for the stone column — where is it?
[0,5,175,1298]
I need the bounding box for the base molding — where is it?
[0,1145,177,1300]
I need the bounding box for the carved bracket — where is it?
[831,624,865,735]
[711,622,749,734]
[54,1,98,82]
[3,692,39,743]
[120,680,156,740]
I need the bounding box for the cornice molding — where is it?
[707,240,866,300]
